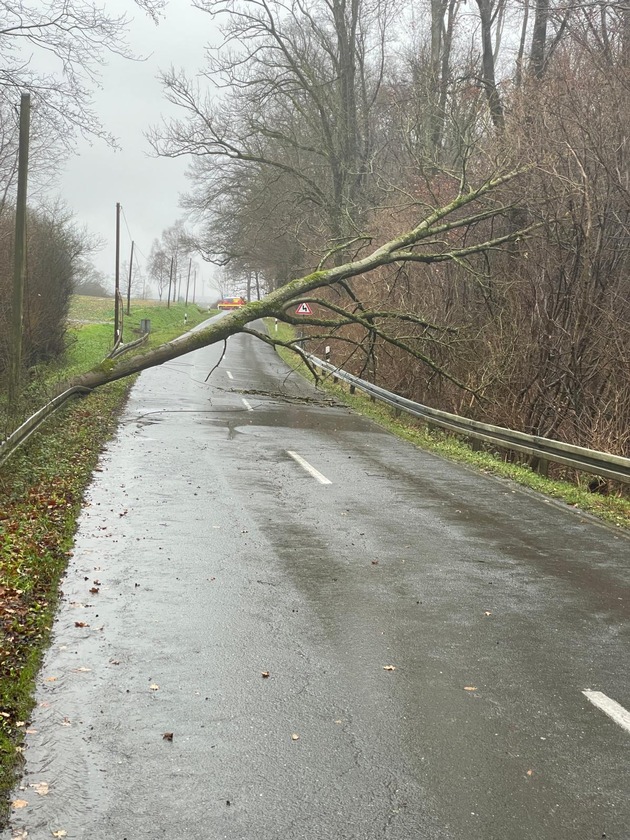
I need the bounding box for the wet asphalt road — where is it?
[4,319,630,840]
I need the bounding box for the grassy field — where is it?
[267,320,630,531]
[67,295,167,323]
[0,299,217,823]
[62,296,211,378]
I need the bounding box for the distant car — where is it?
[217,297,247,310]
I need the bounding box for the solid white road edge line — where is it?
[582,690,630,734]
[242,398,253,412]
[287,451,332,485]
[226,370,234,380]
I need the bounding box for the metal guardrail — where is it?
[0,386,93,468]
[108,331,149,359]
[0,333,151,467]
[306,353,630,485]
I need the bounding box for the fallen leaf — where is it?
[464,686,478,691]
[44,676,57,683]
[12,799,28,809]
[383,665,396,671]
[371,560,379,565]
[30,782,49,796]
[110,659,120,665]
[149,684,159,691]
[93,580,101,586]
[261,671,270,678]
[526,769,534,776]
[60,717,71,727]
[162,732,173,741]
[291,733,300,741]
[74,622,89,628]
[89,587,99,595]
[25,729,38,735]
[483,611,492,617]
[72,667,91,673]
[52,831,67,838]
[15,721,25,727]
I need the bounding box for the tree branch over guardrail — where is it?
[62,169,532,392]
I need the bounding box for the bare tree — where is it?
[60,169,531,392]
[149,0,393,257]
[0,0,164,142]
[148,240,170,301]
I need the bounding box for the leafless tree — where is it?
[149,0,394,258]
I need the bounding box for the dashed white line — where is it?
[242,398,253,412]
[226,370,234,380]
[287,451,332,485]
[583,690,630,734]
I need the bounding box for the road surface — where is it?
[4,319,629,839]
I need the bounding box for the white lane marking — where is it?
[242,398,253,412]
[226,370,234,380]
[287,451,332,485]
[583,690,630,734]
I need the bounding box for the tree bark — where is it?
[475,0,505,131]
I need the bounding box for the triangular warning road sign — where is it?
[295,302,312,314]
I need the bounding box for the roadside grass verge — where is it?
[56,300,211,382]
[267,320,630,531]
[2,301,211,434]
[0,381,129,813]
[0,302,216,821]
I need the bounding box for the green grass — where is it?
[62,299,210,379]
[68,294,171,322]
[0,300,216,823]
[3,300,213,431]
[267,320,630,531]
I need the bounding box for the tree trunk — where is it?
[475,0,505,131]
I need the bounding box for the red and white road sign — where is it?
[295,302,313,314]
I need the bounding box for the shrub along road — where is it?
[3,320,630,839]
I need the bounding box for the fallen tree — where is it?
[65,169,532,394]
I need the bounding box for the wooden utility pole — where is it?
[114,203,121,344]
[192,269,197,303]
[8,93,31,407]
[126,240,134,315]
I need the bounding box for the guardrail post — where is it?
[349,384,355,395]
[531,456,549,477]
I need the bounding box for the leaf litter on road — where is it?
[30,782,49,796]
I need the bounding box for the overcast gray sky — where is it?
[55,0,220,299]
